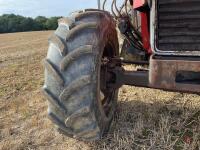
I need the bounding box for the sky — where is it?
[0,0,122,18]
[0,0,98,18]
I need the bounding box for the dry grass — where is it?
[0,31,199,150]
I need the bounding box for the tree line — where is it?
[0,14,61,33]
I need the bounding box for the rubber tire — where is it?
[42,9,119,141]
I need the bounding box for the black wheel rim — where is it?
[100,43,116,117]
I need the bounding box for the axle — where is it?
[108,56,200,94]
[109,67,149,89]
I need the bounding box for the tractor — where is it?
[42,0,200,141]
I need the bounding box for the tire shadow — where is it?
[90,98,200,150]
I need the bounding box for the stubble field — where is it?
[0,31,199,150]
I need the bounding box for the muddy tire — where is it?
[42,9,119,141]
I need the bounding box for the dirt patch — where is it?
[0,31,199,150]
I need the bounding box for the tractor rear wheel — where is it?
[42,9,119,141]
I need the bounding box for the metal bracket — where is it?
[97,0,101,9]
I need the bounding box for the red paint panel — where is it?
[141,12,152,54]
[133,0,145,9]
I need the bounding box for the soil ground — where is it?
[0,31,199,150]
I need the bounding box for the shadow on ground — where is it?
[90,98,200,150]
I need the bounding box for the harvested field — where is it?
[0,31,199,150]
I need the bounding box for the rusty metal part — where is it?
[108,56,200,94]
[149,56,200,93]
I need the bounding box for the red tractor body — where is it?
[113,0,200,94]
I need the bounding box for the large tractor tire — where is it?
[42,9,119,141]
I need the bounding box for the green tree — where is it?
[35,16,48,30]
[0,14,61,33]
[45,17,60,30]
